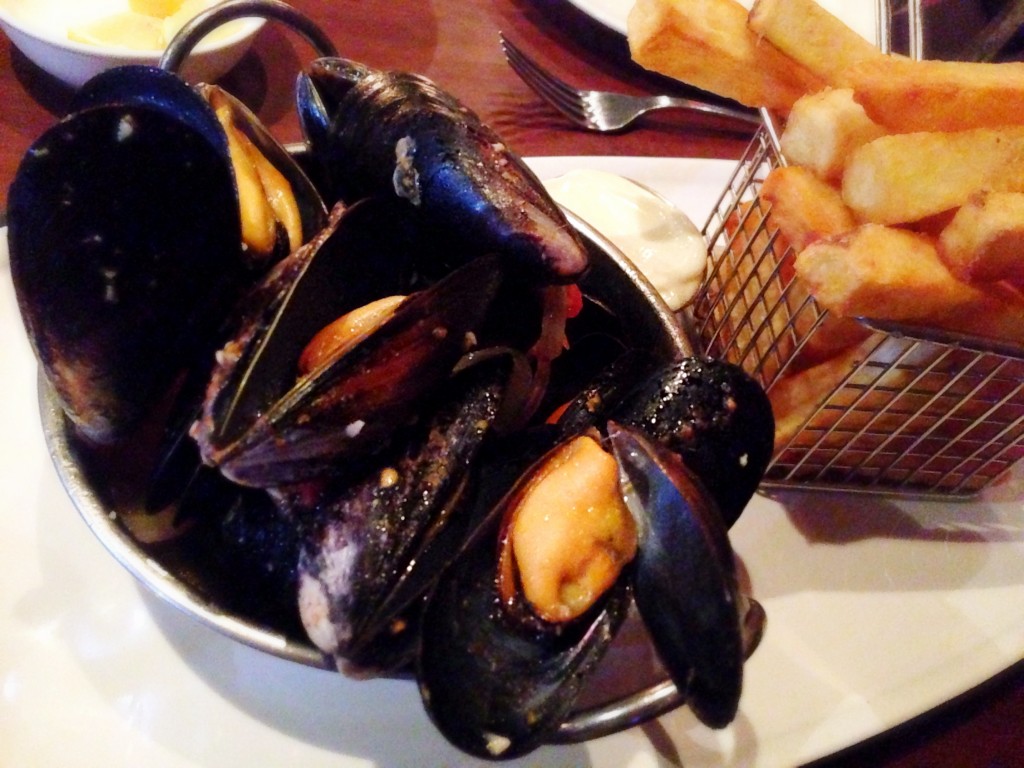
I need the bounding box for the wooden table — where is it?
[1,1,1021,765]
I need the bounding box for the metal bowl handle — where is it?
[160,0,338,76]
[554,593,764,742]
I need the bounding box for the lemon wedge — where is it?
[68,12,166,50]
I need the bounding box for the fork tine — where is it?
[499,34,592,127]
[506,58,589,126]
[500,35,581,110]
[508,55,589,123]
[499,31,759,133]
[499,34,580,104]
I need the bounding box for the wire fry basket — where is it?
[689,125,1024,498]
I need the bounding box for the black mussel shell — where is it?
[71,67,327,264]
[206,486,303,629]
[550,347,661,436]
[615,358,774,527]
[297,57,589,283]
[9,65,328,447]
[9,94,243,443]
[194,198,509,488]
[71,65,227,146]
[417,482,633,760]
[197,198,417,454]
[608,423,745,729]
[295,357,511,673]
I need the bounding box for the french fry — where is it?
[768,334,881,449]
[793,223,983,321]
[758,165,870,361]
[938,191,1024,285]
[796,222,1024,348]
[760,165,855,251]
[919,282,1024,348]
[747,0,883,85]
[837,55,1024,133]
[627,0,824,112]
[709,193,867,380]
[779,88,886,181]
[711,199,792,380]
[842,127,1024,225]
[631,0,1024,483]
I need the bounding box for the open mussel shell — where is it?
[416,372,762,756]
[194,200,509,488]
[41,208,691,674]
[417,493,634,760]
[9,81,243,443]
[8,65,327,446]
[609,423,746,729]
[71,65,328,265]
[192,197,418,479]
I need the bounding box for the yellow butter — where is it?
[128,0,186,17]
[68,12,165,50]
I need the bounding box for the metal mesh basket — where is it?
[689,125,1024,498]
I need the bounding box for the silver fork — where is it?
[499,33,761,132]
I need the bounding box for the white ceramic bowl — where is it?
[0,0,264,89]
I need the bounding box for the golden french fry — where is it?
[747,0,883,85]
[919,282,1024,347]
[938,192,1024,285]
[779,88,886,181]
[792,219,1024,351]
[794,223,984,321]
[760,165,855,251]
[837,55,1024,133]
[842,127,1024,225]
[706,194,867,382]
[768,334,881,449]
[758,165,870,362]
[627,0,823,112]
[709,199,792,379]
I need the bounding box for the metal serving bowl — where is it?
[39,207,699,743]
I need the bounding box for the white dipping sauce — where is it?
[544,169,707,311]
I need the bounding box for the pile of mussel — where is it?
[7,46,774,760]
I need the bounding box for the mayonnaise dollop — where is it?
[544,169,706,311]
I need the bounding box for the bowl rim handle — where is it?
[160,0,338,77]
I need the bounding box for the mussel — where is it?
[188,56,613,487]
[8,65,326,445]
[417,358,773,759]
[297,355,514,674]
[190,198,522,488]
[296,57,590,283]
[615,357,776,527]
[184,158,577,668]
[72,67,327,269]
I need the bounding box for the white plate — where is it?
[564,0,880,45]
[3,156,1023,768]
